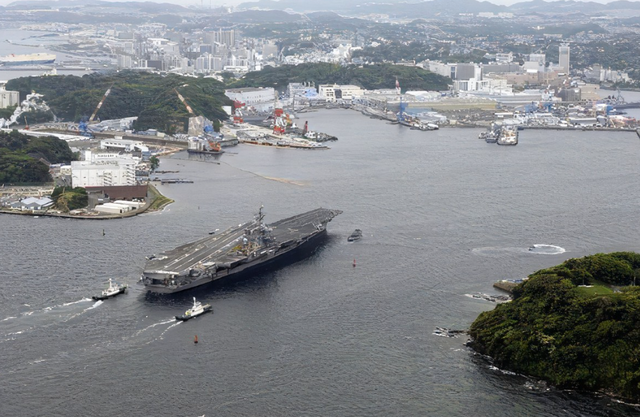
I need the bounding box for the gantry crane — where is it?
[89,83,114,122]
[174,88,195,115]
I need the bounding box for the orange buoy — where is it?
[194,335,198,344]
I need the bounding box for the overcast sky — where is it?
[0,0,634,8]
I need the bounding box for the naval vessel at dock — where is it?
[141,207,342,294]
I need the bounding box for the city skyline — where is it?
[2,0,640,8]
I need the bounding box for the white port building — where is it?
[318,84,364,102]
[225,87,275,111]
[100,138,147,153]
[93,202,133,214]
[71,160,137,188]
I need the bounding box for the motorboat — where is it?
[92,278,127,300]
[347,229,363,242]
[175,297,212,321]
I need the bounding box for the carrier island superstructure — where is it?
[141,207,342,294]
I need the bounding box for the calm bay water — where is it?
[0,28,92,80]
[2,110,640,416]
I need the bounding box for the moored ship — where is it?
[497,126,519,146]
[0,53,56,66]
[187,137,224,155]
[141,207,342,294]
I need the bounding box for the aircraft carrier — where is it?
[141,207,342,294]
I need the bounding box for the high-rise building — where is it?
[559,45,570,74]
[212,29,236,48]
[0,86,19,108]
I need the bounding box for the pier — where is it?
[160,179,193,184]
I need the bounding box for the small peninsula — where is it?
[469,252,640,402]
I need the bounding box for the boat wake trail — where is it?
[224,162,305,186]
[133,318,176,337]
[63,300,103,321]
[0,298,97,342]
[62,298,92,307]
[527,244,566,255]
[472,244,566,256]
[128,318,181,347]
[263,176,306,186]
[158,321,181,339]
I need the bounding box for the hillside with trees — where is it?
[0,130,76,184]
[4,65,449,136]
[228,63,450,92]
[6,71,232,134]
[469,252,640,401]
[51,186,88,212]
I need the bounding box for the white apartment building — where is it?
[117,55,133,69]
[195,53,224,72]
[71,160,137,187]
[559,45,570,74]
[454,77,510,93]
[225,87,275,109]
[427,61,481,80]
[0,87,19,108]
[318,84,364,102]
[495,52,513,63]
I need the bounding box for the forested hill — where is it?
[6,72,231,134]
[0,130,76,184]
[469,252,640,401]
[228,63,450,92]
[5,65,448,133]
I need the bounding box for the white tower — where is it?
[559,45,570,74]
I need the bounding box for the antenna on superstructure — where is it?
[256,204,265,223]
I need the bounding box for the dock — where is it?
[161,179,193,184]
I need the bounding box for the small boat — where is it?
[175,297,212,321]
[92,278,127,300]
[347,229,363,242]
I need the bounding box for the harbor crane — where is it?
[233,100,244,124]
[89,83,114,122]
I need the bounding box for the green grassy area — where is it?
[147,184,174,211]
[576,283,614,296]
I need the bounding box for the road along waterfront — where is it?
[1,109,640,416]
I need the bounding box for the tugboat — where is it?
[175,297,212,321]
[92,278,128,301]
[347,229,363,242]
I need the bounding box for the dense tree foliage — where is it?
[6,72,232,133]
[51,186,88,212]
[0,149,51,184]
[469,252,640,401]
[0,130,76,184]
[149,156,159,172]
[0,131,75,164]
[229,63,450,92]
[0,105,17,120]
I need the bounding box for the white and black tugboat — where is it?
[175,297,212,321]
[92,278,127,301]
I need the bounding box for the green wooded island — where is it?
[469,252,640,401]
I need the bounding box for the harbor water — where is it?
[2,110,640,416]
[0,28,94,80]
